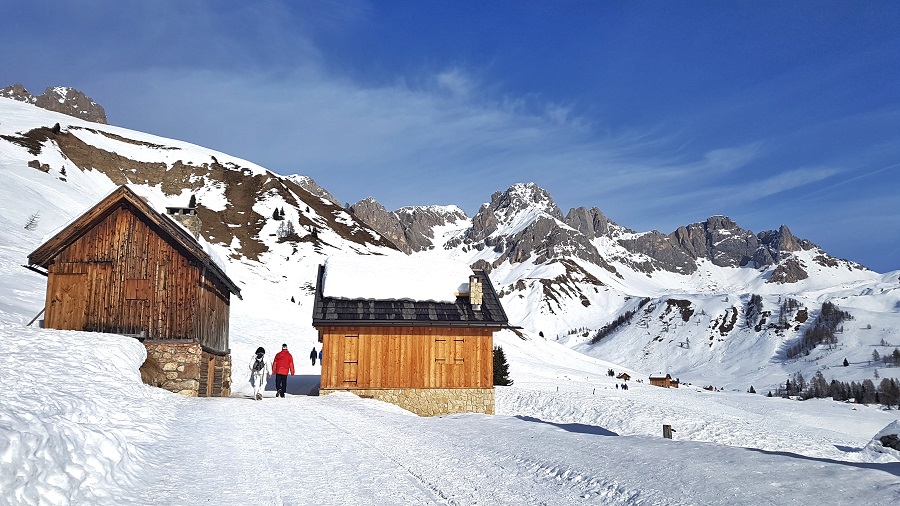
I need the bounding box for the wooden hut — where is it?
[311,256,509,416]
[27,185,241,397]
[649,373,678,388]
[616,372,631,382]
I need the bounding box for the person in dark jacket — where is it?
[309,347,317,366]
[272,343,295,398]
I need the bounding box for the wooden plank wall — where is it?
[43,205,231,351]
[319,326,494,390]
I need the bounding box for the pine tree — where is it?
[748,385,756,394]
[843,358,849,367]
[492,345,513,386]
[276,220,297,240]
[188,194,197,208]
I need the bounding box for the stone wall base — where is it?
[320,388,494,416]
[143,342,231,397]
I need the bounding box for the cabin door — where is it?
[46,273,87,330]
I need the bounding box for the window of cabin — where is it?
[435,337,465,364]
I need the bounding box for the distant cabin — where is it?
[27,185,241,397]
[649,373,678,388]
[311,256,509,416]
[616,372,631,382]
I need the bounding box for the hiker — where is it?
[318,348,322,363]
[272,343,295,398]
[249,347,270,400]
[310,346,317,366]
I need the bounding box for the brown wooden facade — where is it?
[27,185,241,397]
[649,373,678,388]
[319,326,494,390]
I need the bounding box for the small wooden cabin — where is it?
[616,372,631,382]
[27,185,241,397]
[649,373,678,388]
[312,256,509,416]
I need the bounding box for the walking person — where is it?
[310,346,317,366]
[249,346,270,400]
[272,343,295,398]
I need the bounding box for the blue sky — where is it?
[2,1,899,272]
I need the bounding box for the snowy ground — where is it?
[2,318,899,505]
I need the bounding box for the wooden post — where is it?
[663,424,675,439]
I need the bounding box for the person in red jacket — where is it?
[271,343,295,398]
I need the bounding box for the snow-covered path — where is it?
[136,392,900,506]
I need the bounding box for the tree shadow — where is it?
[265,374,320,396]
[744,447,900,477]
[515,416,619,436]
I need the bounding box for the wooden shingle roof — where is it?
[27,185,241,298]
[312,264,508,327]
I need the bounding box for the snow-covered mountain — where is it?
[2,95,898,397]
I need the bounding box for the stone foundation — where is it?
[143,342,231,397]
[320,388,494,416]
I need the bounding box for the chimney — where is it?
[166,206,202,239]
[469,274,483,311]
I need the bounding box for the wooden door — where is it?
[45,273,87,330]
[205,356,215,397]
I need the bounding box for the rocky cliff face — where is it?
[348,198,468,253]
[2,84,108,124]
[618,217,817,275]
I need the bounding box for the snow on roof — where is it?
[323,254,474,302]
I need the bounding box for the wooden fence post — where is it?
[663,424,675,439]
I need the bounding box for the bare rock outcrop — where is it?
[2,84,108,124]
[348,198,409,252]
[348,198,469,253]
[287,175,341,206]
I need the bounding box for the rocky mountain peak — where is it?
[490,182,564,221]
[287,175,340,206]
[1,84,107,124]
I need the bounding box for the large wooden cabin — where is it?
[27,185,242,397]
[312,256,509,415]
